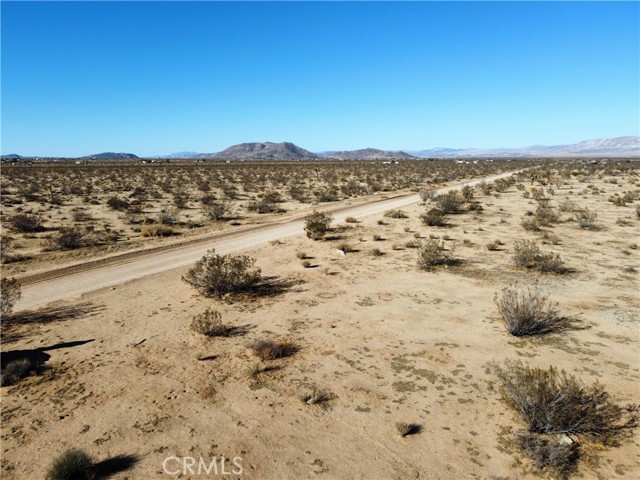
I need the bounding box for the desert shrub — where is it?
[345,216,358,223]
[421,208,446,226]
[1,277,22,316]
[513,240,566,274]
[417,239,456,270]
[190,308,229,336]
[304,210,333,240]
[434,191,463,214]
[419,188,436,201]
[558,199,576,212]
[461,185,474,201]
[107,196,129,211]
[521,218,541,232]
[141,225,174,237]
[301,260,312,268]
[295,251,307,259]
[574,208,599,230]
[1,358,32,386]
[396,422,422,437]
[495,285,575,336]
[182,248,261,298]
[46,448,94,480]
[535,201,560,226]
[494,361,638,444]
[384,209,408,219]
[72,210,92,222]
[516,433,580,480]
[637,204,640,218]
[49,228,87,250]
[157,207,178,225]
[10,213,45,232]
[370,247,384,257]
[249,338,297,361]
[203,201,232,221]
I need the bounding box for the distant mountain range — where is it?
[318,148,416,160]
[2,137,638,161]
[407,136,640,158]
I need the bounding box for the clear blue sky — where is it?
[1,1,639,157]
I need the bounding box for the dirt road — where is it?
[14,171,517,310]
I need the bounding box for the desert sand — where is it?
[1,162,639,479]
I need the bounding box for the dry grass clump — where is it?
[513,240,567,274]
[295,251,307,259]
[246,361,266,379]
[395,422,422,437]
[384,209,408,219]
[370,247,384,257]
[495,360,638,443]
[344,216,358,223]
[141,224,174,237]
[495,285,576,336]
[46,448,94,480]
[249,338,298,361]
[417,239,457,270]
[1,277,22,316]
[190,308,229,336]
[298,386,331,405]
[301,260,312,268]
[336,242,354,253]
[486,239,503,251]
[182,248,261,298]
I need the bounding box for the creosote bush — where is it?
[182,248,261,298]
[190,308,229,336]
[495,285,574,336]
[574,208,599,230]
[417,239,456,270]
[203,200,232,221]
[249,338,297,361]
[513,240,566,274]
[421,208,446,226]
[494,360,638,443]
[46,448,94,480]
[10,213,45,233]
[304,210,333,240]
[1,277,22,316]
[434,191,463,214]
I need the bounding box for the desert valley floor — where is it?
[1,164,639,479]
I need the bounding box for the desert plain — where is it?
[1,159,639,479]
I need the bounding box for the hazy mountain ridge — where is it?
[409,136,639,158]
[3,137,638,161]
[319,148,416,160]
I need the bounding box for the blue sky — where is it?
[1,1,639,157]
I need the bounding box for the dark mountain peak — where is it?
[213,142,318,160]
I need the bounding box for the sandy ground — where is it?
[1,167,639,479]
